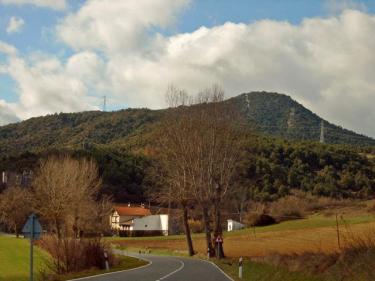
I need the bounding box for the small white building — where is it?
[110,205,151,230]
[110,205,169,236]
[133,215,169,236]
[227,219,245,232]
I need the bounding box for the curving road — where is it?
[68,250,233,281]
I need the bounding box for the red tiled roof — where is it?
[114,206,151,217]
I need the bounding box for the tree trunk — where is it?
[55,217,62,239]
[182,204,195,256]
[213,201,225,259]
[14,225,19,238]
[202,205,214,257]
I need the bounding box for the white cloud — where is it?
[6,16,25,34]
[97,10,375,137]
[0,40,17,56]
[5,54,101,120]
[0,48,102,123]
[57,0,190,53]
[0,100,19,125]
[0,0,66,10]
[325,0,366,14]
[1,4,375,139]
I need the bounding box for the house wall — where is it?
[133,215,169,235]
[227,219,245,232]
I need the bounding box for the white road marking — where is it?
[156,260,185,281]
[67,256,153,281]
[200,259,235,281]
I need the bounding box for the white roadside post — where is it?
[239,256,243,279]
[104,250,110,270]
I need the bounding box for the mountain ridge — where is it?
[0,91,373,157]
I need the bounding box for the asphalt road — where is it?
[68,251,234,281]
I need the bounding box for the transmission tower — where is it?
[103,95,107,112]
[320,120,325,144]
[245,93,250,111]
[287,107,296,129]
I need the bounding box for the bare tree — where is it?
[154,85,247,258]
[32,155,103,238]
[150,85,196,256]
[0,186,32,237]
[188,85,246,258]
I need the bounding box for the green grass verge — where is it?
[113,244,191,257]
[216,259,324,281]
[0,235,49,281]
[228,214,375,236]
[0,235,147,281]
[57,255,148,281]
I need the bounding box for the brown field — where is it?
[113,219,375,258]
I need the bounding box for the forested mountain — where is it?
[1,91,374,203]
[228,92,374,146]
[0,92,373,158]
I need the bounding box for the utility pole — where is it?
[103,95,107,112]
[320,120,325,144]
[29,215,34,281]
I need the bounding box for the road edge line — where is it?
[199,259,235,281]
[67,254,153,281]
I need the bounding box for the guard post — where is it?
[22,213,42,281]
[104,250,110,270]
[239,256,243,279]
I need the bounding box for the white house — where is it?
[110,205,152,231]
[227,219,245,232]
[110,205,169,236]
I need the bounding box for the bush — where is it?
[244,213,276,227]
[188,219,204,233]
[269,195,306,220]
[39,235,116,275]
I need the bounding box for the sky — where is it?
[0,0,375,138]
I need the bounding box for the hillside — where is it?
[229,92,375,146]
[1,92,375,202]
[0,92,373,158]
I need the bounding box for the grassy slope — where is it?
[110,213,375,242]
[0,236,48,281]
[110,213,375,257]
[0,235,148,281]
[109,212,375,281]
[217,259,323,281]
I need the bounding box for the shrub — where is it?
[244,213,276,227]
[269,195,306,220]
[39,235,116,275]
[188,219,204,233]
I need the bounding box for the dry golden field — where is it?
[112,212,375,258]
